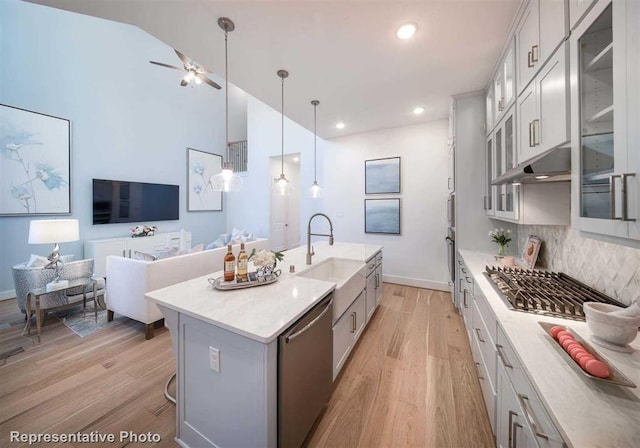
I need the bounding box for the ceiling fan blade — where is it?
[180,79,189,87]
[196,65,213,75]
[199,75,222,90]
[149,61,184,71]
[174,49,191,68]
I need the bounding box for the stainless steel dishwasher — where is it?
[278,293,333,448]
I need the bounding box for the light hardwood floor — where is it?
[0,284,494,447]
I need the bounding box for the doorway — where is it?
[270,154,301,251]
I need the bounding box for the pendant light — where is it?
[309,100,322,198]
[273,69,291,196]
[211,17,242,192]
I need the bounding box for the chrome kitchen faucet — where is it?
[306,213,334,265]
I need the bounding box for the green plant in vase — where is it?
[489,228,512,256]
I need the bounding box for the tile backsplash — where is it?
[519,226,640,306]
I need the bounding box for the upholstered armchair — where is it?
[12,258,106,321]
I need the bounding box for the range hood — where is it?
[492,146,571,185]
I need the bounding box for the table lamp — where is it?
[28,219,80,290]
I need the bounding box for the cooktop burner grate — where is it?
[484,266,625,320]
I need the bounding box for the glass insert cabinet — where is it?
[571,0,639,241]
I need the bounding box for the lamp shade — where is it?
[28,219,80,244]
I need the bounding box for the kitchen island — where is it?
[145,242,382,448]
[459,250,640,448]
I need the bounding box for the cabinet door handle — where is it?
[498,97,504,112]
[532,119,539,146]
[622,173,636,222]
[528,121,534,147]
[483,195,487,210]
[475,327,486,343]
[474,362,484,379]
[463,289,468,308]
[610,175,623,220]
[122,249,126,257]
[518,394,549,440]
[128,249,132,258]
[531,45,539,63]
[527,50,533,68]
[351,312,357,333]
[508,410,517,448]
[512,422,523,448]
[375,273,379,288]
[496,344,513,368]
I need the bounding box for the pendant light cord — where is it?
[313,102,317,182]
[281,76,285,176]
[225,29,229,164]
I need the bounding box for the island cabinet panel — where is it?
[177,313,277,448]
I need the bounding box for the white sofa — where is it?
[106,238,269,339]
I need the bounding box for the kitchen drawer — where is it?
[474,287,498,343]
[473,300,497,390]
[473,335,497,433]
[496,325,565,447]
[375,251,383,266]
[365,257,377,277]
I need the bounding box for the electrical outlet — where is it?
[209,346,220,373]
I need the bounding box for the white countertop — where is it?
[459,250,640,448]
[145,242,382,344]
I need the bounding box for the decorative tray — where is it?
[208,272,278,291]
[538,321,636,388]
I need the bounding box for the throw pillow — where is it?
[189,243,204,253]
[26,254,49,267]
[153,247,180,260]
[133,251,157,262]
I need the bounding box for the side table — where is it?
[24,277,98,343]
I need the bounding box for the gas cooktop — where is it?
[484,266,625,320]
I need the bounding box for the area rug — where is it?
[53,304,128,338]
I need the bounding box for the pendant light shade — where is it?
[273,69,291,196]
[309,100,322,198]
[211,17,242,192]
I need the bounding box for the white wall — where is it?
[225,96,325,242]
[323,121,450,290]
[0,0,227,295]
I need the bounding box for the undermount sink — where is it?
[297,258,366,323]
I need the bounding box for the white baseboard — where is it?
[382,275,450,292]
[0,289,16,301]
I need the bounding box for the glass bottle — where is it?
[224,244,236,282]
[237,242,249,282]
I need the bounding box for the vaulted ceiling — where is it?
[27,0,520,139]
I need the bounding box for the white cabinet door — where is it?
[537,43,570,152]
[485,134,496,216]
[353,290,366,341]
[517,80,539,163]
[540,0,568,63]
[365,273,376,322]
[569,0,597,30]
[516,0,540,94]
[486,84,495,134]
[332,305,355,380]
[375,264,383,305]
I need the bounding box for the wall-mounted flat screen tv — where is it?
[93,178,179,224]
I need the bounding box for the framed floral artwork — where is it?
[0,104,71,215]
[187,147,222,212]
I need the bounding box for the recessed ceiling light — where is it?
[413,106,425,115]
[397,23,417,40]
[535,175,549,180]
[336,122,345,130]
[512,182,522,186]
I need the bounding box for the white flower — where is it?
[252,250,275,267]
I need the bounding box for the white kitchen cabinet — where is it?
[485,134,496,216]
[493,106,520,221]
[365,269,376,322]
[332,289,366,380]
[517,42,570,163]
[375,252,383,305]
[569,0,597,30]
[85,232,191,277]
[458,257,474,342]
[486,83,495,134]
[516,0,569,95]
[496,362,534,448]
[493,39,516,125]
[471,299,497,433]
[571,0,640,242]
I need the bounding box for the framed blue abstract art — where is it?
[365,156,401,194]
[365,198,401,235]
[0,104,71,216]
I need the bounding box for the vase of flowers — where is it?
[130,225,158,238]
[249,249,285,280]
[489,228,512,256]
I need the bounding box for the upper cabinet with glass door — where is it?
[494,39,516,125]
[494,106,519,221]
[571,0,640,242]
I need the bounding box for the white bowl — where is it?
[583,302,640,346]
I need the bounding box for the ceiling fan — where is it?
[150,49,221,90]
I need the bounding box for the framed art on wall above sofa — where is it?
[187,147,223,212]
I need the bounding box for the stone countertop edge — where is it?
[459,249,640,448]
[145,242,383,344]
